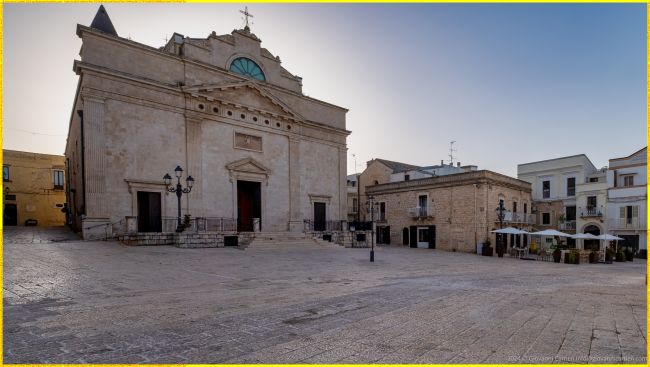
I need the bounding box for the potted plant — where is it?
[589,250,597,264]
[558,214,566,224]
[605,248,614,264]
[482,238,493,257]
[624,248,634,262]
[615,250,625,262]
[552,246,562,263]
[570,249,580,265]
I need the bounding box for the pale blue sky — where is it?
[2,3,646,176]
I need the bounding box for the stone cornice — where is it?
[76,25,348,113]
[367,170,531,195]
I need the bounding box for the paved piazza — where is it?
[3,227,647,364]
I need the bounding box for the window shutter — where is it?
[632,206,639,218]
[620,207,626,219]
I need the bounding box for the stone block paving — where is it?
[3,226,647,363]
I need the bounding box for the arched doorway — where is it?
[583,224,601,251]
[402,227,409,245]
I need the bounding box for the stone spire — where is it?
[90,5,118,36]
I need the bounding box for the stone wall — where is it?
[2,150,67,227]
[367,171,532,253]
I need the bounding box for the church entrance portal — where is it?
[137,191,162,232]
[237,180,261,232]
[313,202,326,231]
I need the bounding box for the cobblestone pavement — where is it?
[3,226,647,364]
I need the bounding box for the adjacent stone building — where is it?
[65,6,349,239]
[366,170,533,252]
[3,150,66,226]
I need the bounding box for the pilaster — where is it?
[185,116,203,216]
[82,96,108,219]
[288,137,302,232]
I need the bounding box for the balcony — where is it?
[580,208,603,218]
[559,220,576,231]
[408,206,431,219]
[496,211,535,224]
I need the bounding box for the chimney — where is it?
[457,162,461,167]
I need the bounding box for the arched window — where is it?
[229,57,265,81]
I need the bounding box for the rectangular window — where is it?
[512,201,517,213]
[379,202,386,221]
[418,195,427,216]
[589,177,598,183]
[587,196,597,210]
[567,177,575,197]
[524,203,527,214]
[542,180,550,199]
[404,174,410,181]
[3,165,9,181]
[542,212,550,225]
[53,170,64,190]
[352,198,358,213]
[565,206,576,221]
[623,175,634,187]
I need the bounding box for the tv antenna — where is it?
[448,141,457,165]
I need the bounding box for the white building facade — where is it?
[606,147,647,255]
[518,155,599,241]
[65,7,349,239]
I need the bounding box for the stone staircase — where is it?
[244,232,343,250]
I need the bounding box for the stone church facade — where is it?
[65,6,349,239]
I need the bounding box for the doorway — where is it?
[313,202,326,231]
[4,204,17,226]
[377,226,390,244]
[583,224,601,251]
[417,227,430,248]
[237,180,261,232]
[137,192,161,232]
[402,227,409,245]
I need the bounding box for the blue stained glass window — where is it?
[229,57,265,81]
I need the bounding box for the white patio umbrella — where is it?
[597,234,625,253]
[571,232,598,251]
[492,227,529,252]
[491,227,528,234]
[530,229,572,251]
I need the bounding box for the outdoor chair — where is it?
[537,249,550,262]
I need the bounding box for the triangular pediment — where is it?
[185,81,302,121]
[226,158,271,175]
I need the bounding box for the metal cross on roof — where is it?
[240,6,254,29]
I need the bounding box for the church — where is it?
[65,6,349,239]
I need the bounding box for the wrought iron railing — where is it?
[303,219,348,232]
[559,220,576,230]
[580,208,602,217]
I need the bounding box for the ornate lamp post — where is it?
[366,195,380,262]
[495,201,506,257]
[163,166,194,232]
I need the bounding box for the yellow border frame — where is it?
[0,1,647,367]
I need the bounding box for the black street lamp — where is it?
[366,195,380,262]
[164,166,194,232]
[495,200,506,257]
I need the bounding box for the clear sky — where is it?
[3,3,646,177]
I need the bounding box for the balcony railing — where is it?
[496,211,535,224]
[408,206,430,218]
[559,220,576,231]
[580,208,603,218]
